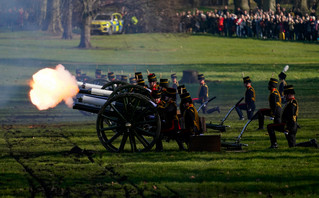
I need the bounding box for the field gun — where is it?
[74,81,162,153]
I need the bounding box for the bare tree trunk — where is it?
[300,0,309,13]
[262,0,276,11]
[47,0,63,33]
[62,0,73,39]
[39,0,47,27]
[78,0,96,48]
[239,0,250,11]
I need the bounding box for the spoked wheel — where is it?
[101,80,128,91]
[87,78,109,86]
[109,84,152,99]
[96,93,161,152]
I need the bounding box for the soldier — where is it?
[137,79,148,88]
[159,79,169,91]
[278,72,287,103]
[156,88,179,151]
[171,73,179,90]
[151,89,162,105]
[254,78,281,130]
[195,74,219,114]
[135,72,143,81]
[196,74,208,113]
[95,69,102,79]
[129,77,137,85]
[121,75,128,83]
[108,72,115,81]
[180,92,201,136]
[177,84,188,115]
[116,75,122,81]
[76,69,82,79]
[236,76,256,120]
[177,85,187,95]
[75,69,85,81]
[147,73,159,91]
[267,85,318,148]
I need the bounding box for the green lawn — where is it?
[0,31,318,197]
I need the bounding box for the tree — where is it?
[235,0,250,11]
[262,0,276,11]
[47,0,63,33]
[78,0,98,48]
[62,0,73,39]
[300,0,309,13]
[39,0,47,28]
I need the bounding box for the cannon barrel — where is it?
[79,88,113,97]
[77,81,103,89]
[78,95,107,106]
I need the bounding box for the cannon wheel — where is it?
[96,93,161,152]
[109,84,152,99]
[101,80,128,91]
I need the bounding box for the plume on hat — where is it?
[282,65,289,73]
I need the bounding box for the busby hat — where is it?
[121,75,128,82]
[171,73,177,79]
[76,69,82,75]
[129,77,137,84]
[135,72,143,80]
[159,79,169,88]
[151,89,162,99]
[180,92,192,103]
[243,76,251,83]
[284,85,295,95]
[147,73,157,82]
[177,85,187,95]
[108,72,115,79]
[116,75,122,81]
[95,69,102,75]
[164,87,177,100]
[198,74,205,80]
[137,79,145,86]
[268,78,278,87]
[278,72,287,80]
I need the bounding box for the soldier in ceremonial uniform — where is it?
[129,77,137,85]
[195,74,209,113]
[159,79,169,92]
[76,69,82,80]
[137,79,148,88]
[95,69,102,79]
[156,88,179,151]
[121,75,128,83]
[254,78,281,130]
[151,89,162,105]
[135,72,143,81]
[177,84,188,115]
[236,76,256,120]
[147,73,159,91]
[171,73,179,90]
[180,92,201,136]
[267,85,318,148]
[278,72,287,103]
[108,72,115,81]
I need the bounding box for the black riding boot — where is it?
[268,127,278,148]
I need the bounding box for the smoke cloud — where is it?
[29,64,79,110]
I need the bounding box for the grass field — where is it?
[0,30,319,197]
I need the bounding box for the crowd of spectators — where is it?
[0,7,36,30]
[176,4,319,41]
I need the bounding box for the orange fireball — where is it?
[29,64,79,110]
